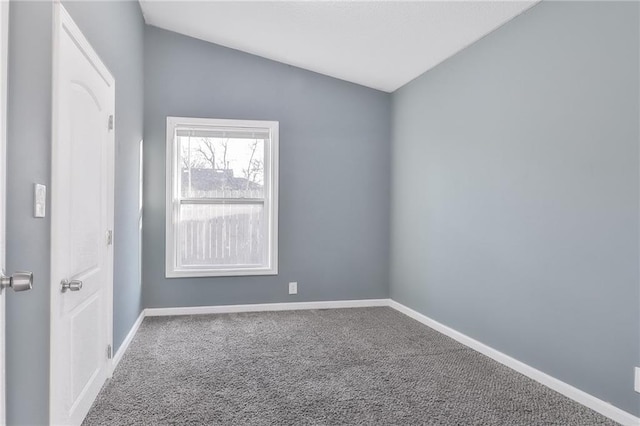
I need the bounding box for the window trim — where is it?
[165,116,279,278]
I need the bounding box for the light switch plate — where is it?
[34,184,46,218]
[635,367,640,393]
[288,282,297,295]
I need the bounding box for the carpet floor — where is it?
[83,307,617,425]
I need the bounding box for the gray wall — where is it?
[6,2,52,424]
[391,1,639,416]
[143,26,390,308]
[6,1,144,424]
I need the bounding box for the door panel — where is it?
[69,83,104,277]
[51,4,114,425]
[70,295,101,405]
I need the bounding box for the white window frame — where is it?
[165,116,279,278]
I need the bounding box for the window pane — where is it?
[178,203,266,268]
[178,136,265,199]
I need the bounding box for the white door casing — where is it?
[0,1,9,424]
[50,3,115,425]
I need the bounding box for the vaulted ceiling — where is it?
[140,1,538,93]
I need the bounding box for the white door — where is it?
[0,1,8,424]
[50,4,114,425]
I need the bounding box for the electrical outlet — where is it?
[288,282,297,295]
[635,367,640,393]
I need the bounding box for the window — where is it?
[166,117,278,277]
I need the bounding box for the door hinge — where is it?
[107,344,112,360]
[106,230,113,246]
[108,115,114,131]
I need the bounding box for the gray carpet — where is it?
[83,307,617,425]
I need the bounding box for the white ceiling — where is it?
[140,1,538,93]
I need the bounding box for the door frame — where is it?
[0,0,9,424]
[49,2,115,423]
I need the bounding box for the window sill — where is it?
[165,267,278,278]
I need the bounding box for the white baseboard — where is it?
[144,298,391,317]
[388,300,639,426]
[111,310,145,372]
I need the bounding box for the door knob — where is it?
[0,271,33,293]
[61,279,82,293]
